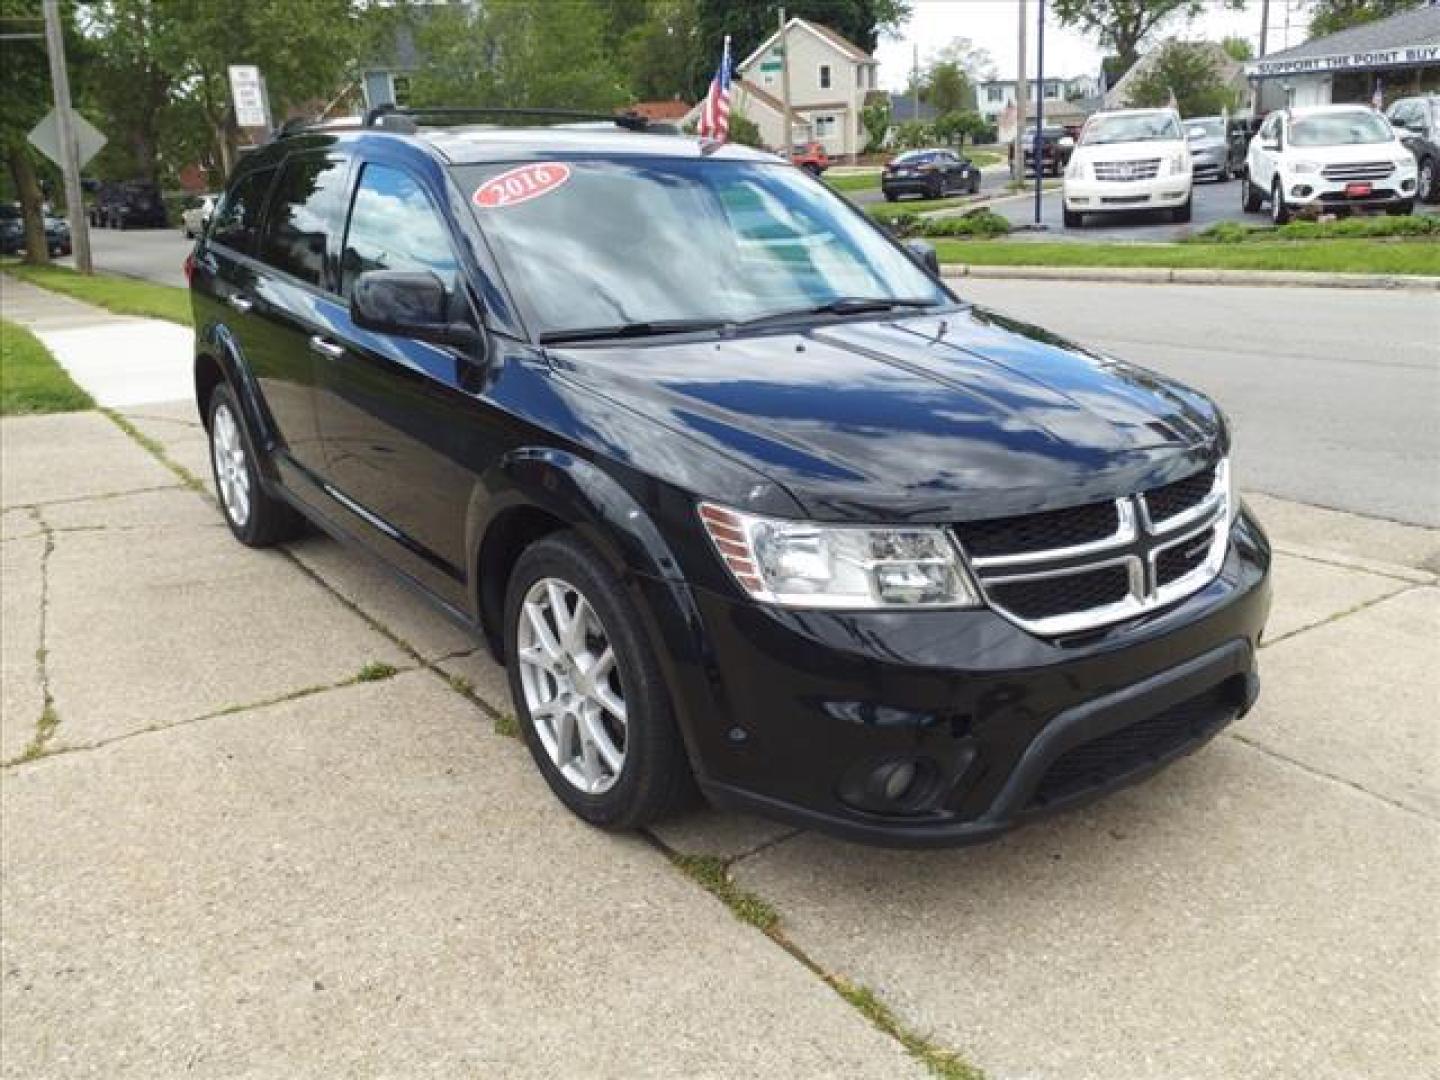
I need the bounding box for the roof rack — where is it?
[360,104,651,133]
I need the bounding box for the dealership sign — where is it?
[1247,45,1440,78]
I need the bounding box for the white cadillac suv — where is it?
[1063,108,1192,228]
[1241,104,1418,223]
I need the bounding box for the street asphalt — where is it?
[2,275,1437,1078]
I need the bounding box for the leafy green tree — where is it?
[933,110,988,148]
[861,99,891,153]
[922,62,973,116]
[928,36,996,82]
[1220,34,1253,61]
[1,0,62,262]
[78,1,176,185]
[893,119,933,149]
[728,114,763,148]
[1127,42,1239,117]
[691,0,911,99]
[1051,0,1243,72]
[1307,0,1416,37]
[620,0,701,102]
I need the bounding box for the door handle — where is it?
[308,335,345,359]
[227,295,254,313]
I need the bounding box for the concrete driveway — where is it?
[2,283,1437,1078]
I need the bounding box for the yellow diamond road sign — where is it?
[27,108,107,170]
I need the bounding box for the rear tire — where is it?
[1242,171,1262,212]
[1386,200,1415,217]
[1063,206,1083,228]
[207,382,306,548]
[969,175,981,195]
[505,532,691,830]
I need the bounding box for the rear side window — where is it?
[258,154,350,290]
[340,163,460,299]
[209,168,275,256]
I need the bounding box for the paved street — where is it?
[3,276,1438,1078]
[59,225,193,289]
[956,278,1440,529]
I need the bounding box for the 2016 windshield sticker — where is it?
[473,163,572,209]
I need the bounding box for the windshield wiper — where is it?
[538,318,728,345]
[732,296,939,330]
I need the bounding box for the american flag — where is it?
[698,36,732,141]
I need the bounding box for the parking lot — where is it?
[2,276,1436,1078]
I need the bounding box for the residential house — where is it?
[977,77,1070,125]
[688,17,881,160]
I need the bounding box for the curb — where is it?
[940,264,1440,290]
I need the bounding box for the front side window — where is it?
[1290,111,1393,146]
[210,167,276,256]
[258,154,350,289]
[341,163,461,300]
[455,158,947,339]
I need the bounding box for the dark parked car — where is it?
[1386,95,1440,203]
[90,180,168,229]
[1183,116,1245,181]
[189,107,1270,847]
[881,148,981,200]
[1020,126,1073,176]
[0,204,72,256]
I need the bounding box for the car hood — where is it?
[1075,140,1182,162]
[1288,140,1407,164]
[547,306,1223,523]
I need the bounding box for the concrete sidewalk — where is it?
[2,277,1437,1076]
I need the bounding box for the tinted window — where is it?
[258,154,350,289]
[340,163,460,299]
[209,168,275,256]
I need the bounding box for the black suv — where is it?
[90,180,168,229]
[189,108,1271,847]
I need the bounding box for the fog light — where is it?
[879,761,917,802]
[1402,178,1416,192]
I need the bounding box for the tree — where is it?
[691,0,911,99]
[922,61,973,116]
[933,110,988,148]
[1220,34,1253,61]
[78,1,176,185]
[1052,0,1244,73]
[861,99,891,153]
[893,119,933,149]
[1307,0,1417,37]
[928,36,996,82]
[1127,42,1239,116]
[0,0,68,264]
[620,0,701,101]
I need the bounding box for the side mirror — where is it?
[903,238,940,276]
[351,269,480,351]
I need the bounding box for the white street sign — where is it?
[228,64,270,129]
[27,108,107,170]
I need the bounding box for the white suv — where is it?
[1242,105,1418,223]
[1063,108,1192,228]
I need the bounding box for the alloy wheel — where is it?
[1421,160,1435,202]
[516,577,627,795]
[211,400,251,527]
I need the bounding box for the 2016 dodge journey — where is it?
[188,106,1271,847]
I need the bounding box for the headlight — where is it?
[699,503,980,609]
[1168,152,1189,175]
[1291,160,1320,174]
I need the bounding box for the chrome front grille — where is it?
[1093,159,1160,182]
[1321,161,1394,181]
[957,461,1231,636]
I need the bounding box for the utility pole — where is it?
[1033,0,1045,226]
[1013,0,1027,182]
[779,8,794,151]
[912,44,920,120]
[1258,0,1270,57]
[42,0,91,273]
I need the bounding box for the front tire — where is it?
[1419,158,1438,204]
[1386,200,1415,217]
[207,383,305,547]
[1063,206,1083,228]
[1270,180,1291,224]
[505,533,691,830]
[1172,195,1193,223]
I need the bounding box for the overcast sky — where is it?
[872,0,1316,89]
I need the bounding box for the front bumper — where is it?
[882,175,941,197]
[1064,174,1192,212]
[1282,171,1416,210]
[655,509,1271,848]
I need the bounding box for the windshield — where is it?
[1081,113,1182,145]
[456,158,948,338]
[1290,111,1392,146]
[1186,120,1225,139]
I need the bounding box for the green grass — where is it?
[357,661,399,682]
[0,319,94,416]
[829,978,985,1080]
[934,239,1440,276]
[868,195,976,221]
[825,172,883,193]
[3,263,192,326]
[1192,214,1440,243]
[669,854,779,932]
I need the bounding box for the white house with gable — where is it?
[686,17,881,160]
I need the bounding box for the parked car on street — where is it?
[1385,95,1440,203]
[190,106,1270,847]
[181,194,218,239]
[790,141,830,176]
[1019,126,1073,177]
[881,148,981,200]
[90,180,168,229]
[1242,105,1418,222]
[0,204,22,255]
[43,215,72,256]
[1063,108,1193,227]
[1183,116,1244,181]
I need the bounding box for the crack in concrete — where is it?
[1272,542,1435,586]
[1,481,182,514]
[17,508,59,762]
[1259,583,1425,651]
[100,408,206,492]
